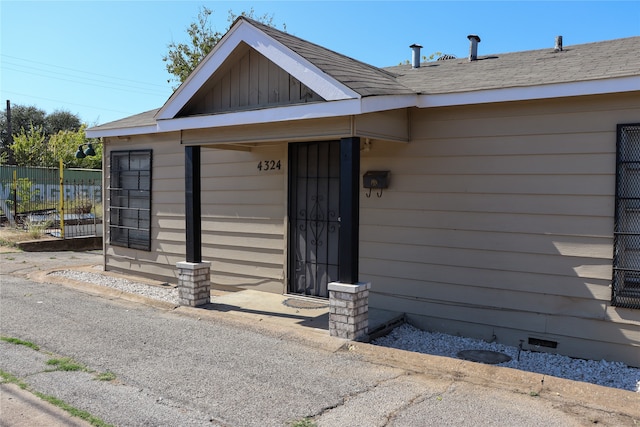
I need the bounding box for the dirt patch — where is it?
[0,226,58,253]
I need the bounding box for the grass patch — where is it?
[95,371,116,382]
[24,217,52,239]
[0,369,29,389]
[1,336,40,351]
[1,369,112,426]
[291,418,317,427]
[0,238,18,248]
[1,338,112,427]
[46,357,86,372]
[32,391,114,427]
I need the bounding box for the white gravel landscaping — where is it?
[49,269,639,393]
[49,270,180,305]
[373,323,640,393]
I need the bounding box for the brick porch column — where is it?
[176,261,211,307]
[328,281,370,340]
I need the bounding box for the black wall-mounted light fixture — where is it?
[75,143,97,159]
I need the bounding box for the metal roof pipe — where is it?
[555,35,563,52]
[467,34,481,61]
[410,44,422,68]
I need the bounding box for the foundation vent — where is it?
[528,337,558,349]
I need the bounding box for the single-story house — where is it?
[87,17,640,367]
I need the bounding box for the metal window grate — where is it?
[613,124,640,309]
[109,150,152,251]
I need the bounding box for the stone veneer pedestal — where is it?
[328,281,370,340]
[176,261,211,307]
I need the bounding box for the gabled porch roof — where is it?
[87,17,640,139]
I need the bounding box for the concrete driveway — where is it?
[1,249,638,426]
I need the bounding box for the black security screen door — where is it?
[288,141,340,298]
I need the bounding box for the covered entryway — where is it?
[288,141,341,298]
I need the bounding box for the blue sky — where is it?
[1,1,639,126]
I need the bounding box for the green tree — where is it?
[46,110,82,135]
[0,105,92,168]
[10,124,47,166]
[163,7,280,88]
[0,105,47,161]
[1,104,85,165]
[11,124,101,169]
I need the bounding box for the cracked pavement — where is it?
[1,250,639,426]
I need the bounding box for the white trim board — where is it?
[156,19,359,120]
[86,78,640,138]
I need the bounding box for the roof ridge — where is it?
[240,16,401,81]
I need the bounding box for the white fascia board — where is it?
[419,76,640,108]
[360,95,418,113]
[157,20,359,120]
[87,95,416,138]
[244,29,359,101]
[156,99,362,133]
[86,125,159,139]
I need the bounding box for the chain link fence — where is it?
[0,165,102,239]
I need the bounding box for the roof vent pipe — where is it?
[467,34,481,61]
[555,35,563,52]
[410,44,422,68]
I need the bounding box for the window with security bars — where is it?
[109,150,152,251]
[613,124,640,309]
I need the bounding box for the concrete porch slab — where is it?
[207,289,404,340]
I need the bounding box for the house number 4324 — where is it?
[257,160,281,171]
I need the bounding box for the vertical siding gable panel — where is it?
[268,61,280,104]
[239,53,250,107]
[258,53,270,106]
[248,50,260,105]
[179,46,325,116]
[230,61,241,109]
[220,73,231,110]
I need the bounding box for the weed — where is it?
[6,256,15,261]
[24,217,51,239]
[291,418,317,427]
[529,391,540,397]
[0,336,40,351]
[0,369,28,389]
[2,350,111,426]
[95,371,116,382]
[46,357,86,372]
[31,391,114,426]
[0,238,17,248]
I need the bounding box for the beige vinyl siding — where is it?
[181,117,351,145]
[104,134,287,293]
[104,132,184,281]
[360,93,640,366]
[200,144,287,292]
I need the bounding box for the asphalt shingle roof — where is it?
[384,36,640,94]
[89,17,638,133]
[246,18,413,97]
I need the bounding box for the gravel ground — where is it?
[374,323,640,393]
[50,269,640,393]
[50,270,180,305]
